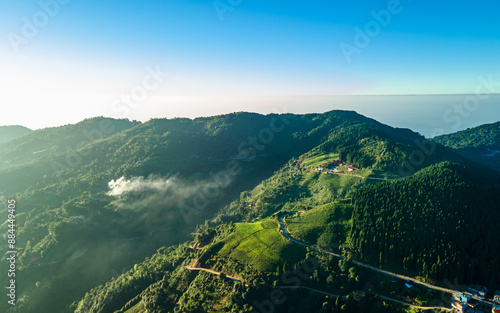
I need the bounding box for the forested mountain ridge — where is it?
[0,112,498,313]
[71,119,499,312]
[0,117,139,172]
[1,110,412,313]
[0,125,32,144]
[433,121,500,149]
[433,121,500,171]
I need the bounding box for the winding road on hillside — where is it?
[277,213,459,295]
[183,213,490,311]
[279,212,498,308]
[185,257,453,311]
[185,260,246,284]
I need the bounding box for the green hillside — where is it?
[433,121,500,150]
[217,158,367,223]
[218,219,306,271]
[73,206,450,313]
[303,152,340,168]
[433,121,500,171]
[0,125,32,144]
[285,200,353,249]
[215,117,457,223]
[0,117,137,171]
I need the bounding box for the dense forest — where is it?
[433,121,500,150]
[348,162,500,286]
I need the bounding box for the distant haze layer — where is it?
[137,94,499,138]
[2,94,499,138]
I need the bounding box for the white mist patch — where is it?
[107,176,176,196]
[106,173,233,224]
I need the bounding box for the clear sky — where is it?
[0,0,499,130]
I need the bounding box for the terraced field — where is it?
[218,219,306,271]
[302,153,339,168]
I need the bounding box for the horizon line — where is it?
[150,93,500,97]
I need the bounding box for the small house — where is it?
[453,302,468,313]
[461,293,473,303]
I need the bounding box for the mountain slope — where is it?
[68,119,500,313]
[215,119,484,223]
[0,110,392,313]
[433,121,500,171]
[0,125,32,144]
[348,161,500,286]
[0,117,139,171]
[434,121,500,150]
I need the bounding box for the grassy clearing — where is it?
[318,172,361,189]
[218,219,306,271]
[310,172,364,200]
[299,171,320,187]
[286,200,353,249]
[303,153,339,168]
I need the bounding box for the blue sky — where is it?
[0,0,499,130]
